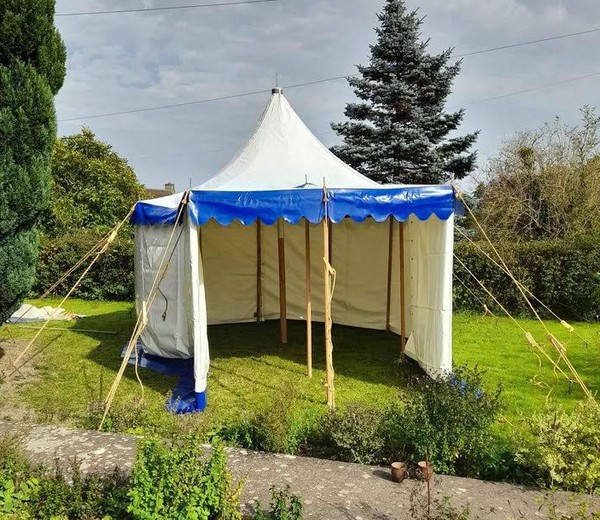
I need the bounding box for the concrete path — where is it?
[0,421,597,519]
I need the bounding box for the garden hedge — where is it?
[454,238,600,321]
[33,230,600,321]
[34,228,135,301]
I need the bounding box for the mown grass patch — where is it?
[2,299,599,438]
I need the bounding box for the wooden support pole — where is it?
[256,220,262,322]
[399,220,406,354]
[385,218,394,331]
[277,219,287,344]
[323,194,335,408]
[305,219,312,377]
[328,220,333,263]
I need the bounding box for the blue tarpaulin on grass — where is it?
[122,342,206,414]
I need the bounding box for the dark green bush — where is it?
[34,228,135,301]
[306,404,386,465]
[214,384,310,455]
[515,402,600,493]
[383,365,503,476]
[28,463,130,520]
[454,238,600,321]
[0,434,302,519]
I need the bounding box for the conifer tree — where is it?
[0,0,66,322]
[332,0,478,184]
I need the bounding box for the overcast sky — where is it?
[54,0,600,192]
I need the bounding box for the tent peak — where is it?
[272,87,283,94]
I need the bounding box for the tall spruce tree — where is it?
[0,0,66,322]
[332,0,478,184]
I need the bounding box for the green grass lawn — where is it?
[2,298,599,437]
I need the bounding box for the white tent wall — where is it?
[135,224,192,358]
[135,211,453,378]
[201,219,257,324]
[399,214,454,375]
[329,218,389,329]
[134,218,210,391]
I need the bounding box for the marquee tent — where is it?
[131,88,458,412]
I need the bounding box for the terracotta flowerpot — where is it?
[390,461,407,483]
[418,460,434,481]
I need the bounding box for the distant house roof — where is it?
[145,183,176,199]
[145,188,172,199]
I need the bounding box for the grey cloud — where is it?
[54,0,600,191]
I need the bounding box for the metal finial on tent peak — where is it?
[272,87,283,94]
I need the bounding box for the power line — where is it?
[55,0,279,17]
[448,70,600,109]
[58,68,600,123]
[58,77,349,122]
[58,88,272,122]
[452,27,600,58]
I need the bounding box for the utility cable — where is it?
[59,68,600,123]
[452,27,600,58]
[56,0,279,17]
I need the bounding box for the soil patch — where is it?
[0,338,38,422]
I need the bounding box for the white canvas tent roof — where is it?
[196,88,378,191]
[131,89,457,413]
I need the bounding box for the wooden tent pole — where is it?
[277,218,288,344]
[385,218,394,331]
[256,220,262,322]
[305,219,312,377]
[323,187,335,408]
[399,220,406,355]
[328,220,333,263]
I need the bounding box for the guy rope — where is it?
[452,186,595,402]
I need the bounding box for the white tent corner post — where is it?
[187,218,210,410]
[322,187,335,409]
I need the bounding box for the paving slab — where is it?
[0,421,597,519]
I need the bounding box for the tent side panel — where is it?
[388,218,413,339]
[261,221,324,321]
[202,219,257,324]
[188,221,210,400]
[402,214,453,374]
[330,218,389,329]
[135,224,193,358]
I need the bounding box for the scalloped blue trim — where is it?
[189,189,325,225]
[327,186,455,224]
[132,186,455,226]
[132,201,179,225]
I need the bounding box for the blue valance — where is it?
[131,185,458,226]
[327,186,456,223]
[189,189,325,225]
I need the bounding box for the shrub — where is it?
[515,402,600,493]
[454,238,600,321]
[214,384,309,455]
[252,486,303,520]
[128,437,243,520]
[0,436,30,483]
[28,463,130,520]
[307,404,386,465]
[383,365,503,475]
[34,228,135,301]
